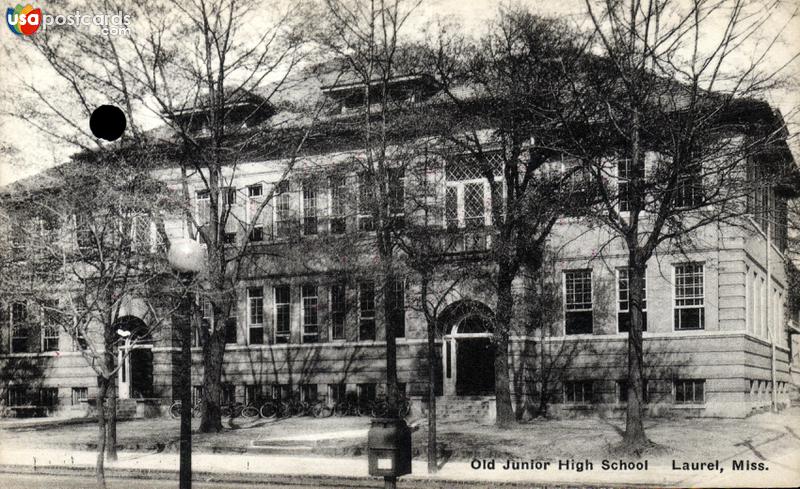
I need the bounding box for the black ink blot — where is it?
[90,105,127,141]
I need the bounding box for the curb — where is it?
[0,463,661,488]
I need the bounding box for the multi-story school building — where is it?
[1,73,799,419]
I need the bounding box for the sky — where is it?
[0,0,798,187]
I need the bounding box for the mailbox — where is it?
[367,417,412,477]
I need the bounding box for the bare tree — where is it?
[424,8,588,426]
[0,155,179,488]
[3,0,319,433]
[560,0,799,452]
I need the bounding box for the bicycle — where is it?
[333,399,360,417]
[169,400,201,419]
[311,401,333,418]
[259,399,290,418]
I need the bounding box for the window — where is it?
[563,381,593,404]
[249,226,264,242]
[300,384,318,403]
[388,168,405,226]
[43,324,59,352]
[564,270,593,334]
[359,281,376,340]
[247,184,268,242]
[328,384,346,405]
[71,387,88,406]
[302,183,318,235]
[330,283,346,341]
[224,317,237,344]
[617,158,631,212]
[674,263,704,330]
[463,182,485,228]
[329,176,347,234]
[192,386,203,405]
[674,162,703,208]
[222,232,236,244]
[358,383,377,407]
[10,302,29,353]
[195,190,210,228]
[245,384,262,405]
[40,387,58,408]
[618,268,647,333]
[221,383,236,405]
[674,379,705,404]
[271,384,291,401]
[387,280,405,338]
[274,285,291,343]
[131,213,152,252]
[274,182,293,239]
[248,287,264,345]
[358,173,375,231]
[301,284,319,343]
[8,386,27,406]
[445,187,458,229]
[75,213,94,250]
[617,380,650,404]
[444,152,503,231]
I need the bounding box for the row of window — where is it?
[563,379,706,405]
[5,386,88,407]
[194,382,406,407]
[563,263,703,334]
[195,280,406,346]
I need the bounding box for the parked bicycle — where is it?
[366,395,412,418]
[221,401,260,419]
[169,400,202,419]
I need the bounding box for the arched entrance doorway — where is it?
[441,301,495,397]
[114,315,153,400]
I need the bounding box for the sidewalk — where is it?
[1,443,798,487]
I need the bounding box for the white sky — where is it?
[0,0,797,187]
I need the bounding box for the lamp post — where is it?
[167,238,206,489]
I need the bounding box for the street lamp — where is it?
[167,238,205,489]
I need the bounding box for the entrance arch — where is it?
[440,301,495,397]
[113,315,153,400]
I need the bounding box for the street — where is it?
[0,472,372,489]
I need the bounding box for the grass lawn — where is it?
[1,407,798,466]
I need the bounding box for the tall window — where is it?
[224,317,237,344]
[674,379,705,404]
[330,283,347,341]
[564,270,593,334]
[358,173,375,231]
[388,168,405,226]
[618,268,647,332]
[617,380,650,404]
[274,181,292,239]
[8,386,26,406]
[43,323,59,352]
[329,176,347,234]
[300,384,318,403]
[195,190,210,228]
[674,263,704,330]
[674,162,704,208]
[463,182,485,228]
[445,187,458,229]
[387,280,405,338]
[444,152,503,229]
[617,158,634,212]
[563,380,593,404]
[301,284,319,343]
[247,184,265,242]
[358,281,376,340]
[274,285,291,343]
[302,184,318,235]
[248,287,264,345]
[10,302,29,353]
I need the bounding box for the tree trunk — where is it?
[623,259,648,450]
[179,290,194,489]
[106,376,117,462]
[383,274,398,418]
[426,315,438,473]
[493,271,515,427]
[96,377,109,489]
[200,324,225,433]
